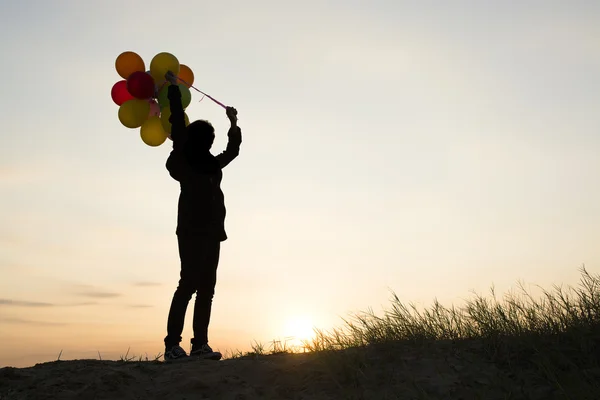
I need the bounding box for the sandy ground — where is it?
[2,353,332,400]
[0,342,580,400]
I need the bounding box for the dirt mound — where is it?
[0,342,589,399]
[0,353,333,400]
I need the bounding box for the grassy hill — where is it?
[1,267,598,400]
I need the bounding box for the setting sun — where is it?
[282,316,316,347]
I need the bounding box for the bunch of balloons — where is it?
[111,51,195,147]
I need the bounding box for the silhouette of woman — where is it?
[162,71,241,361]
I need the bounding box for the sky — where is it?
[0,0,599,368]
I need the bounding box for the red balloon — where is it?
[127,71,155,99]
[111,80,135,105]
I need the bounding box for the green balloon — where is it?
[160,107,190,133]
[157,83,192,109]
[179,84,192,109]
[157,85,170,109]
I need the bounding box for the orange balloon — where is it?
[178,64,194,87]
[116,51,145,80]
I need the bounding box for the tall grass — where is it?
[304,266,600,398]
[307,266,599,350]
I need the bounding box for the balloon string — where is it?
[156,81,169,97]
[176,77,227,109]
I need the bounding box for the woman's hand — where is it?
[226,106,238,126]
[165,71,178,85]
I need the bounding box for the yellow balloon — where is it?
[160,107,190,133]
[140,116,168,147]
[150,52,180,83]
[118,99,150,128]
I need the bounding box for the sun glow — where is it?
[282,316,316,348]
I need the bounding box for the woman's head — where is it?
[186,120,215,151]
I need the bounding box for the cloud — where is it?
[1,317,66,326]
[76,291,121,299]
[0,299,100,308]
[70,284,121,299]
[0,299,54,307]
[65,302,99,307]
[132,281,162,287]
[128,304,153,308]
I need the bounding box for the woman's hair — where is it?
[186,120,215,151]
